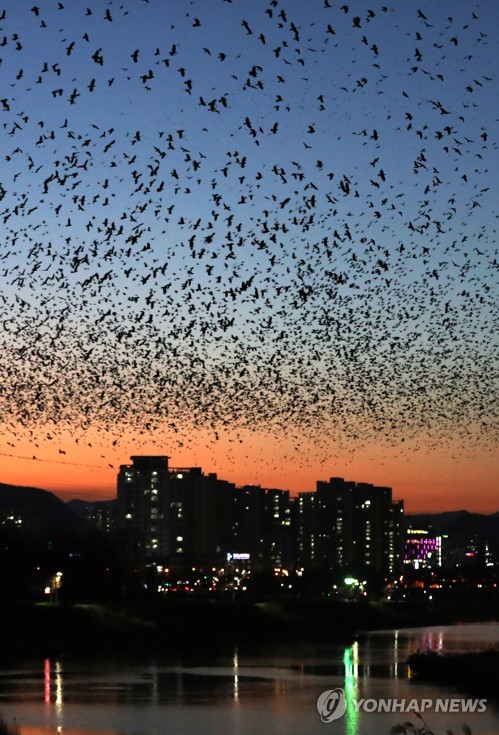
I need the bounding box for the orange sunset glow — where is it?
[1,427,497,514]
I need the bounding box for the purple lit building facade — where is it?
[404,528,442,569]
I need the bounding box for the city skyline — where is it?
[1,445,497,515]
[0,1,497,514]
[114,455,404,577]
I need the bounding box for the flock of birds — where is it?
[0,0,497,478]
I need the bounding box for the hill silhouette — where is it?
[0,482,83,537]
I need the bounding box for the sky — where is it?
[0,0,497,514]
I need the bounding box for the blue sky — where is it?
[0,0,497,506]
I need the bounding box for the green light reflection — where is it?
[343,643,359,735]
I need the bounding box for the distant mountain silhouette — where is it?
[0,482,84,537]
[407,509,498,530]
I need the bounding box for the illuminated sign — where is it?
[226,553,250,561]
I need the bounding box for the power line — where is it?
[0,452,115,469]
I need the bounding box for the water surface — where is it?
[1,622,498,735]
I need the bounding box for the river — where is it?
[0,622,498,735]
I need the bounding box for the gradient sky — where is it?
[0,0,497,514]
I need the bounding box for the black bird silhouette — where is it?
[0,0,496,481]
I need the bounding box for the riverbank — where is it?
[408,649,499,701]
[0,596,477,658]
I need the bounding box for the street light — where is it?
[344,576,360,601]
[52,571,63,603]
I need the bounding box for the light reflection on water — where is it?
[0,623,498,735]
